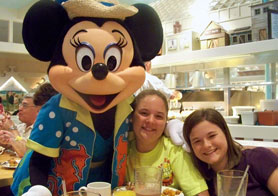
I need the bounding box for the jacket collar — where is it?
[59,95,134,133]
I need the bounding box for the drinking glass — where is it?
[134,167,162,196]
[217,170,248,196]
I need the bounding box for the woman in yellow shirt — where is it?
[127,89,209,196]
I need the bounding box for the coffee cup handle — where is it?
[78,186,88,192]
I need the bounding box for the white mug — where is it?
[79,182,111,196]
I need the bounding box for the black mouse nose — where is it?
[91,63,108,80]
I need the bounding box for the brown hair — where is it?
[33,83,58,106]
[133,89,168,117]
[183,108,242,180]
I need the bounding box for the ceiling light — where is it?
[0,76,28,92]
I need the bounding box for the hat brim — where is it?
[63,0,138,20]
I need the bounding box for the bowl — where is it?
[232,106,255,117]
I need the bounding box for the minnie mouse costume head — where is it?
[11,0,163,195]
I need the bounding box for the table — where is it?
[0,152,20,187]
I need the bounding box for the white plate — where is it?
[1,159,20,169]
[0,146,5,155]
[113,186,183,196]
[162,186,184,196]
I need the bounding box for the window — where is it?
[0,20,9,42]
[248,33,252,41]
[13,22,23,44]
[259,29,267,40]
[263,7,268,13]
[208,39,218,48]
[239,35,246,43]
[233,36,238,43]
[255,8,260,15]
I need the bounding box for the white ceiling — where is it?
[0,0,35,9]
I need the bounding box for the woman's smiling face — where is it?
[132,94,167,152]
[190,120,228,171]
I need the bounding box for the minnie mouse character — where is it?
[11,0,163,195]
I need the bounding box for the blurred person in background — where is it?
[33,82,58,106]
[0,94,40,157]
[0,96,5,114]
[6,91,14,112]
[14,94,19,111]
[0,83,58,157]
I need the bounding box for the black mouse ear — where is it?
[125,4,163,62]
[23,0,69,61]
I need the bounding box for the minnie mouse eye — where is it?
[76,44,95,72]
[104,44,122,72]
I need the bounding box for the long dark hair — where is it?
[183,108,242,180]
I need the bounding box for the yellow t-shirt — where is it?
[127,136,208,196]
